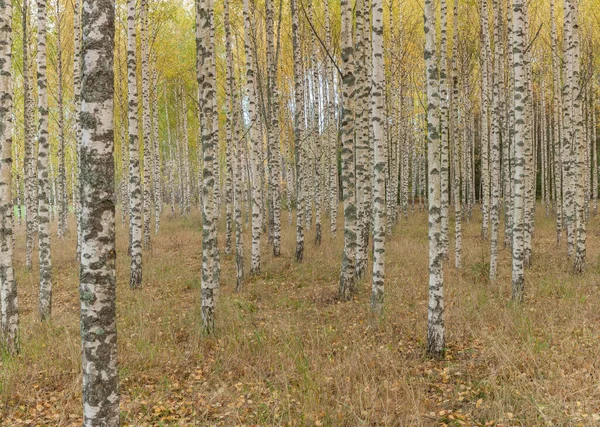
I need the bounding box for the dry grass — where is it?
[2,205,600,426]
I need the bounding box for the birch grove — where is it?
[0,0,600,423]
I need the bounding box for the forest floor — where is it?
[2,205,600,426]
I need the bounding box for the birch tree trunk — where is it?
[439,0,450,259]
[180,90,191,215]
[425,0,444,357]
[36,0,53,321]
[339,0,358,300]
[197,0,219,332]
[0,0,19,352]
[224,0,244,290]
[570,0,586,273]
[224,0,234,257]
[562,0,575,258]
[141,0,152,251]
[593,97,597,216]
[451,0,461,270]
[152,69,161,234]
[324,0,338,235]
[79,0,119,421]
[56,0,67,239]
[354,0,369,279]
[370,0,386,314]
[127,0,143,288]
[291,0,305,263]
[480,0,491,240]
[266,0,282,256]
[23,0,35,271]
[244,0,262,274]
[310,6,323,248]
[489,0,501,280]
[511,0,526,302]
[73,0,82,259]
[551,0,562,244]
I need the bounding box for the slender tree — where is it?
[23,0,35,271]
[425,0,444,357]
[244,0,262,274]
[291,0,305,263]
[451,0,461,270]
[339,0,358,300]
[370,0,386,314]
[439,0,449,259]
[489,0,501,280]
[127,0,143,288]
[36,0,53,321]
[324,0,338,235]
[570,0,585,273]
[266,0,282,256]
[73,0,82,259]
[141,0,152,251]
[55,0,67,239]
[511,0,526,302]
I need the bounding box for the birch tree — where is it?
[141,0,152,251]
[425,0,444,356]
[127,0,143,288]
[244,0,262,274]
[339,0,358,300]
[197,0,219,333]
[291,0,305,263]
[266,0,282,256]
[23,0,35,271]
[370,0,386,314]
[0,0,18,352]
[36,0,53,320]
[451,0,461,270]
[489,0,501,280]
[55,0,67,239]
[570,0,586,273]
[511,0,526,302]
[79,0,119,421]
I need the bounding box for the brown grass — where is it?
[1,204,600,426]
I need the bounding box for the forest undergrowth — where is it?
[1,204,600,426]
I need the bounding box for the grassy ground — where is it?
[1,205,600,426]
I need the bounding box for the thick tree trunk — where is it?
[197,0,220,333]
[79,0,119,421]
[0,0,19,353]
